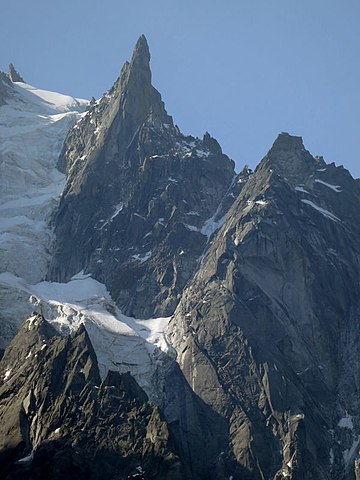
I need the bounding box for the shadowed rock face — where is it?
[168,133,360,479]
[0,314,185,480]
[0,71,13,106]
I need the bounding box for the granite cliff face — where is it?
[168,132,360,479]
[0,37,359,479]
[50,35,235,318]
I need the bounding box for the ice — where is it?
[255,200,268,206]
[0,80,87,283]
[315,179,342,192]
[0,271,170,401]
[301,199,340,223]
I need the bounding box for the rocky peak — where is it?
[7,63,25,83]
[257,132,321,185]
[131,34,151,68]
[271,131,305,152]
[51,37,235,318]
[118,34,172,132]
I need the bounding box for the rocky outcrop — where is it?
[50,35,235,318]
[0,314,184,480]
[168,133,360,479]
[0,71,12,106]
[7,63,25,83]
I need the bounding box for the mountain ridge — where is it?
[0,36,359,479]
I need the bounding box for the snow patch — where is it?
[338,413,354,430]
[27,315,38,329]
[315,179,342,192]
[201,212,227,239]
[301,199,340,223]
[16,452,34,465]
[110,202,123,221]
[0,271,171,401]
[3,369,11,381]
[195,148,210,158]
[295,186,310,194]
[131,250,153,263]
[184,223,201,232]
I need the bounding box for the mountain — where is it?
[50,35,235,318]
[0,37,359,479]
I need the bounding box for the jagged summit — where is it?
[7,63,24,83]
[131,34,151,66]
[51,37,235,318]
[271,131,305,152]
[255,131,322,184]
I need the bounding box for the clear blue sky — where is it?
[1,0,359,177]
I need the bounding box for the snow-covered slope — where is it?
[0,80,88,348]
[0,270,171,401]
[0,81,88,282]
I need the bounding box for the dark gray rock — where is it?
[168,134,360,479]
[0,71,12,106]
[50,35,235,318]
[7,64,25,83]
[0,314,185,480]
